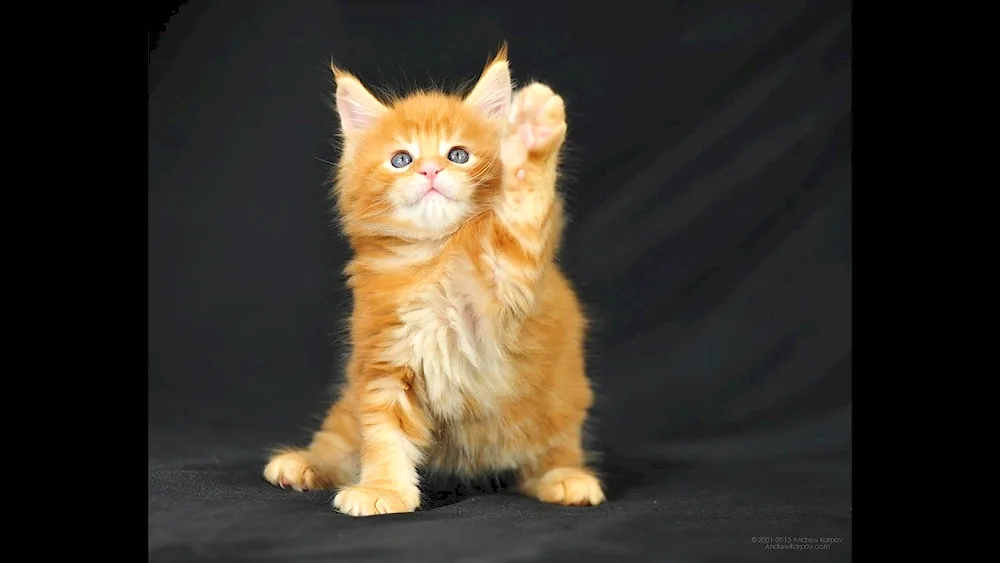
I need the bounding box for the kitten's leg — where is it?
[517,438,606,507]
[477,83,567,334]
[332,368,432,517]
[263,396,359,491]
[495,86,605,507]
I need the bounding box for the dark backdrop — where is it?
[148,1,852,561]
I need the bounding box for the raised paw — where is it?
[262,450,331,492]
[502,83,567,170]
[531,467,606,507]
[333,485,420,517]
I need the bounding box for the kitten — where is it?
[263,45,605,516]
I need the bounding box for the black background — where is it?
[148,1,852,561]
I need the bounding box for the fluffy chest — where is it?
[386,277,515,421]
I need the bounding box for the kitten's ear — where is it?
[332,64,388,137]
[463,44,512,121]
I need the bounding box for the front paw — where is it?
[333,485,420,517]
[502,83,567,171]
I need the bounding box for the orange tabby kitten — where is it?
[263,45,605,516]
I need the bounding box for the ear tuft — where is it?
[330,61,349,81]
[493,42,509,64]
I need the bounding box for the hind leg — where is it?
[517,439,605,507]
[263,396,359,491]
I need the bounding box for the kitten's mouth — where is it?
[421,186,453,201]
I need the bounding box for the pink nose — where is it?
[419,165,444,180]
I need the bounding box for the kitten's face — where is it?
[341,95,503,239]
[332,51,512,241]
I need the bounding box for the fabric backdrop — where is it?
[148,1,852,561]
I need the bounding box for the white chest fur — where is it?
[384,270,515,422]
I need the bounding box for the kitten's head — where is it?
[331,47,512,241]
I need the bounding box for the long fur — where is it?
[263,44,606,516]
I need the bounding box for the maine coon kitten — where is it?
[263,45,605,516]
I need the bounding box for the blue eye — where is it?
[447,147,469,164]
[391,152,413,168]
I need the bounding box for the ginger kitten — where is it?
[263,45,605,516]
